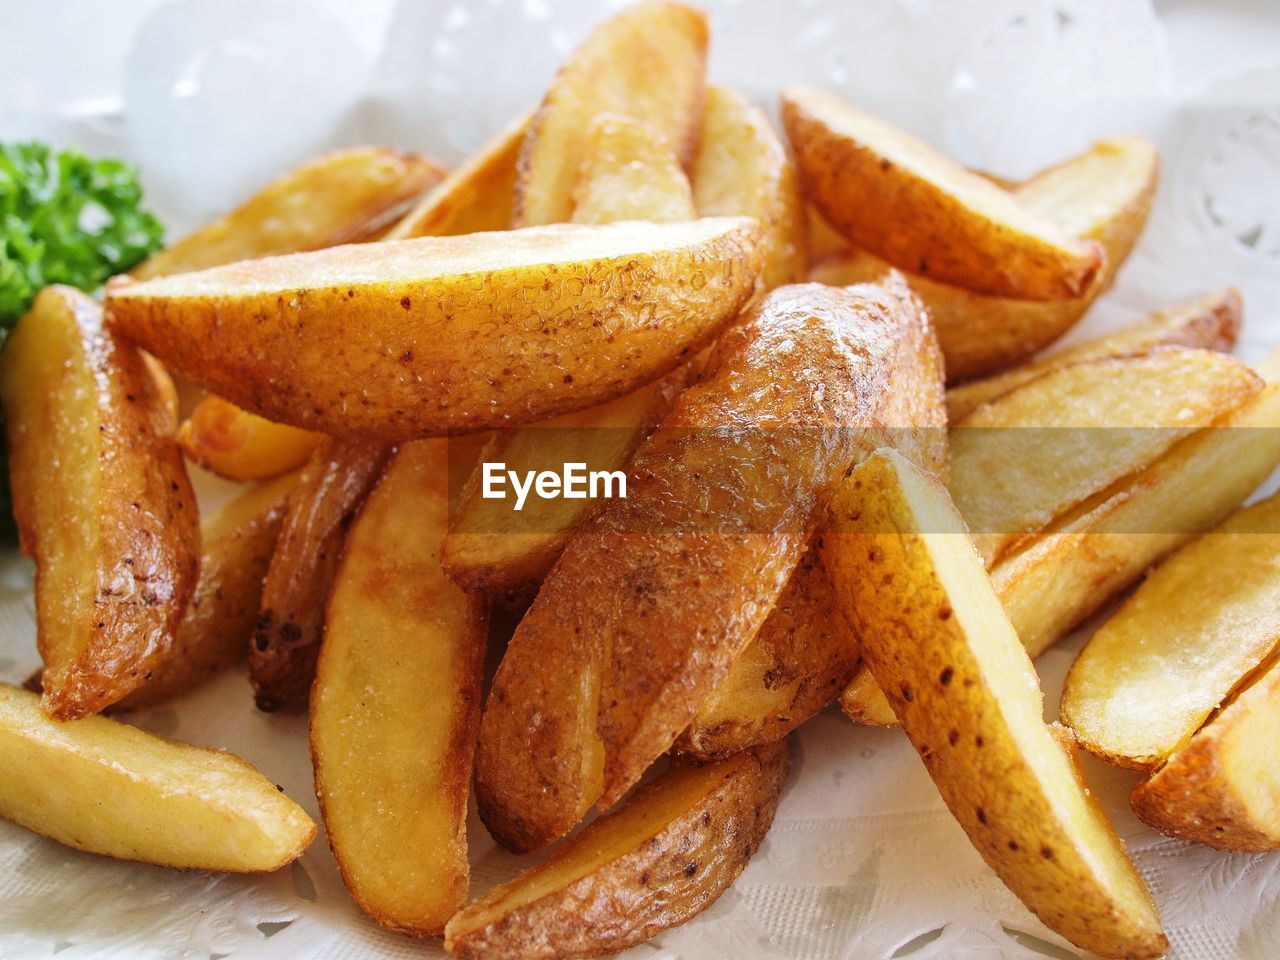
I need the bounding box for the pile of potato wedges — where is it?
[3,3,1280,959]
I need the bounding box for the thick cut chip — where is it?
[0,684,314,871]
[179,395,322,482]
[133,147,445,278]
[312,440,487,935]
[823,450,1166,960]
[571,114,694,224]
[445,742,788,960]
[106,218,762,438]
[514,1,708,226]
[839,664,898,726]
[0,286,198,719]
[783,86,1104,301]
[474,279,944,853]
[1062,491,1280,770]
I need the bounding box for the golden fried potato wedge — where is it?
[571,115,694,223]
[994,371,1280,658]
[311,440,487,935]
[106,218,762,439]
[1131,656,1280,851]
[693,86,807,289]
[0,287,198,720]
[178,395,323,482]
[823,450,1165,960]
[250,439,392,711]
[386,111,530,240]
[133,148,445,279]
[783,86,1104,301]
[676,550,859,760]
[839,664,897,726]
[475,279,944,852]
[515,1,708,226]
[119,471,300,709]
[809,137,1159,381]
[946,287,1243,420]
[1062,491,1280,771]
[0,684,314,871]
[442,366,690,603]
[952,349,1261,566]
[446,742,788,960]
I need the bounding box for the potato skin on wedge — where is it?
[0,683,315,871]
[446,742,788,960]
[1131,658,1280,851]
[250,438,392,712]
[783,86,1104,301]
[515,1,708,226]
[312,440,487,935]
[105,218,762,439]
[0,286,199,720]
[823,450,1166,960]
[474,279,944,853]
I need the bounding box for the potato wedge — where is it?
[994,372,1280,658]
[311,439,487,935]
[446,741,788,960]
[119,471,300,709]
[1131,655,1280,851]
[475,279,944,852]
[0,286,198,720]
[105,218,762,439]
[676,549,860,760]
[951,349,1261,566]
[946,287,1243,420]
[514,1,708,226]
[1062,491,1280,771]
[693,86,807,289]
[250,439,392,711]
[133,147,445,279]
[0,684,314,871]
[442,366,690,603]
[783,86,1104,301]
[809,137,1159,381]
[386,111,530,240]
[839,664,897,726]
[178,395,323,482]
[806,205,848,262]
[823,450,1165,960]
[571,115,694,223]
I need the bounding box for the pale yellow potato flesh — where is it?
[783,85,1104,301]
[1131,655,1280,851]
[250,439,392,711]
[693,86,807,289]
[1062,491,1280,770]
[445,742,788,960]
[946,287,1243,420]
[0,287,199,720]
[571,114,694,224]
[994,374,1280,658]
[178,395,323,482]
[386,111,530,239]
[311,439,487,935]
[442,366,690,603]
[810,136,1159,381]
[0,684,315,871]
[839,663,898,726]
[105,218,762,439]
[133,147,446,278]
[822,450,1166,960]
[951,349,1261,566]
[119,471,300,709]
[474,280,945,853]
[514,1,708,226]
